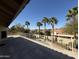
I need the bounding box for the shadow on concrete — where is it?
[0,37,75,59]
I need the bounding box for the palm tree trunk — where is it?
[71,15,76,51]
[39,26,40,38]
[44,23,46,41]
[73,15,76,39]
[27,25,28,29]
[52,24,54,43]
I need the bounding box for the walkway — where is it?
[0,35,76,59]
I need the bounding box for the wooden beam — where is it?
[0,6,14,16]
[0,10,11,19]
[0,0,19,9]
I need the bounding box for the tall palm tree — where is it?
[42,17,49,30]
[66,7,78,51]
[25,21,30,29]
[42,17,49,40]
[37,22,42,37]
[66,7,78,37]
[49,17,58,43]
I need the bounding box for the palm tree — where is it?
[66,7,78,51]
[25,21,30,29]
[42,17,49,30]
[42,17,49,40]
[37,22,42,38]
[66,7,78,36]
[49,17,58,43]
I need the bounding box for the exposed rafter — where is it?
[0,0,30,27]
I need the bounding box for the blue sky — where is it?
[9,0,77,29]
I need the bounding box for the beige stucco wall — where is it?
[0,25,8,31]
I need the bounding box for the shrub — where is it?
[44,30,51,36]
[24,29,30,33]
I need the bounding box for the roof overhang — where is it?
[0,0,30,27]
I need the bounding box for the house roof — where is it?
[51,28,65,34]
[0,0,30,27]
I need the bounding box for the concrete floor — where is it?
[0,37,74,59]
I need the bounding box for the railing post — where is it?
[71,37,73,51]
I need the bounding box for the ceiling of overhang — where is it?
[0,0,29,27]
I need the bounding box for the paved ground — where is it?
[0,37,74,59]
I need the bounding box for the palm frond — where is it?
[49,17,58,24]
[37,22,42,26]
[42,17,49,23]
[25,21,30,25]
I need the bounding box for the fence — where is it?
[8,33,78,50]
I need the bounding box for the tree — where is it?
[64,23,73,34]
[10,25,17,33]
[25,21,30,29]
[37,22,42,37]
[42,17,49,40]
[66,7,78,51]
[66,7,78,37]
[42,17,49,30]
[49,17,58,42]
[10,23,25,33]
[64,21,78,35]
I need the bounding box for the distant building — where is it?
[51,28,65,35]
